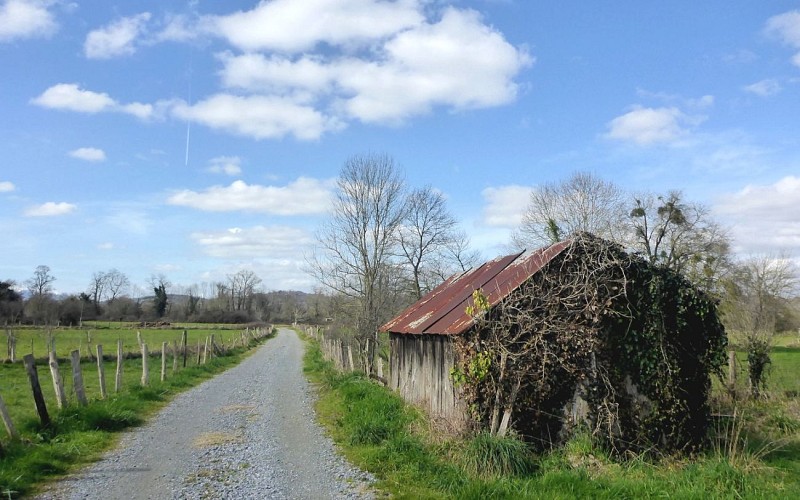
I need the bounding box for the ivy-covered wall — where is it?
[451,233,727,453]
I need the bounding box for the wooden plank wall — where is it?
[389,333,467,431]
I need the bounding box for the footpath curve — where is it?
[36,328,374,500]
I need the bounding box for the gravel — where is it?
[35,328,375,500]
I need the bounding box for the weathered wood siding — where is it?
[389,333,467,431]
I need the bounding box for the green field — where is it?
[0,323,274,498]
[3,323,263,361]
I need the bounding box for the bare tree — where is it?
[26,265,56,297]
[227,269,262,312]
[88,271,107,306]
[398,186,458,299]
[105,269,130,302]
[512,172,627,249]
[430,229,482,282]
[721,254,798,396]
[308,153,407,373]
[628,191,731,290]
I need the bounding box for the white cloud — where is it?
[765,10,800,67]
[24,201,76,217]
[337,8,532,123]
[0,181,15,192]
[31,3,530,140]
[216,8,531,125]
[104,208,152,235]
[69,147,106,162]
[172,94,341,140]
[84,12,151,59]
[167,178,334,215]
[207,156,242,176]
[743,79,782,97]
[481,185,532,227]
[97,242,114,250]
[714,176,800,253]
[155,13,201,42]
[604,106,700,146]
[0,0,57,42]
[31,83,153,119]
[191,225,312,258]
[210,0,424,53]
[217,52,335,95]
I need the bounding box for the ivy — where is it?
[451,233,727,454]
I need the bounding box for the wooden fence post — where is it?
[202,336,209,364]
[0,391,19,439]
[727,350,736,388]
[161,342,167,382]
[48,350,67,409]
[115,339,123,393]
[141,343,149,386]
[97,344,107,399]
[196,339,201,365]
[23,354,50,426]
[172,340,178,373]
[71,350,88,406]
[182,330,188,368]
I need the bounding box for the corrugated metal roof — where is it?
[381,239,571,335]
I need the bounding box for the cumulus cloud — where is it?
[69,147,106,162]
[765,10,800,67]
[24,201,76,216]
[207,156,242,176]
[84,12,151,59]
[0,0,58,42]
[0,181,15,192]
[172,94,341,140]
[31,83,153,119]
[481,185,532,227]
[191,225,312,258]
[167,178,333,215]
[31,3,530,140]
[217,7,532,125]
[210,0,423,53]
[743,79,782,96]
[714,176,800,253]
[604,106,702,146]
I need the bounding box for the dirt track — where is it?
[36,328,374,499]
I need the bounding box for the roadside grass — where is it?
[302,334,800,499]
[0,328,275,498]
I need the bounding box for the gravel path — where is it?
[36,328,375,500]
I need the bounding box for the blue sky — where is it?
[1,0,799,296]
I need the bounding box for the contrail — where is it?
[185,120,191,167]
[185,57,193,167]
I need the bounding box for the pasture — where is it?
[0,322,273,498]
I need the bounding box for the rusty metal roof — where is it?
[381,240,571,335]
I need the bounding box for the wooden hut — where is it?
[382,233,727,452]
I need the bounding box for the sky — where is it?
[1,0,799,296]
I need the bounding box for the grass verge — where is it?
[301,334,800,499]
[0,329,275,499]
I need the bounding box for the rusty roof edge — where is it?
[418,249,525,334]
[427,240,573,335]
[378,266,472,332]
